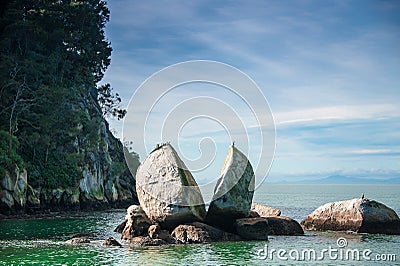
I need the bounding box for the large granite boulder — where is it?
[234,218,269,240]
[171,222,241,244]
[301,198,400,235]
[121,205,152,241]
[136,143,206,229]
[251,203,281,217]
[206,145,255,231]
[264,216,303,235]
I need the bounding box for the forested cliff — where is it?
[0,0,139,215]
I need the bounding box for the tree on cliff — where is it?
[0,0,126,188]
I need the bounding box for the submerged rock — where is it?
[121,205,152,240]
[234,218,269,240]
[301,198,400,235]
[136,143,206,229]
[250,203,281,217]
[171,222,241,244]
[103,237,122,247]
[264,216,303,235]
[126,236,168,246]
[65,237,90,245]
[206,145,255,231]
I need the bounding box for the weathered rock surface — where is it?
[234,218,269,240]
[0,167,27,214]
[103,237,122,247]
[264,216,303,235]
[121,205,152,240]
[0,122,140,215]
[251,203,281,217]
[119,205,175,246]
[126,236,168,246]
[171,222,241,244]
[301,198,400,235]
[136,143,206,229]
[148,223,176,244]
[206,145,255,231]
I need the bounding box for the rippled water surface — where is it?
[0,184,399,265]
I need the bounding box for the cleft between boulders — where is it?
[116,143,303,246]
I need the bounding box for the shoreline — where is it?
[0,207,127,221]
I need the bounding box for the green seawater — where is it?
[0,184,399,265]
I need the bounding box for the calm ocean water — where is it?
[0,183,399,265]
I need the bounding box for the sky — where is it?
[102,0,400,183]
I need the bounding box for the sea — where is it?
[0,183,399,265]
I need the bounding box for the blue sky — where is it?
[102,0,400,182]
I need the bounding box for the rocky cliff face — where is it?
[0,94,140,216]
[0,167,27,214]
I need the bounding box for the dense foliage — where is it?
[0,0,124,188]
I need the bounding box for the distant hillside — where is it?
[300,175,400,184]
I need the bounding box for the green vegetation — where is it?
[0,1,124,189]
[0,130,24,177]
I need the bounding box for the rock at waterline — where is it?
[65,232,96,245]
[234,218,269,240]
[103,237,122,247]
[121,205,152,240]
[136,143,206,229]
[250,203,281,217]
[126,236,168,246]
[301,198,400,235]
[264,216,303,235]
[206,145,255,231]
[148,223,176,244]
[65,237,90,245]
[234,216,303,238]
[171,222,241,244]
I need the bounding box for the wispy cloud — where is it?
[349,149,400,156]
[103,0,400,178]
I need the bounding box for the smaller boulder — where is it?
[301,198,400,235]
[251,203,281,217]
[103,237,122,247]
[264,216,303,235]
[234,218,269,240]
[127,236,168,246]
[121,205,152,240]
[171,222,241,244]
[148,223,175,244]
